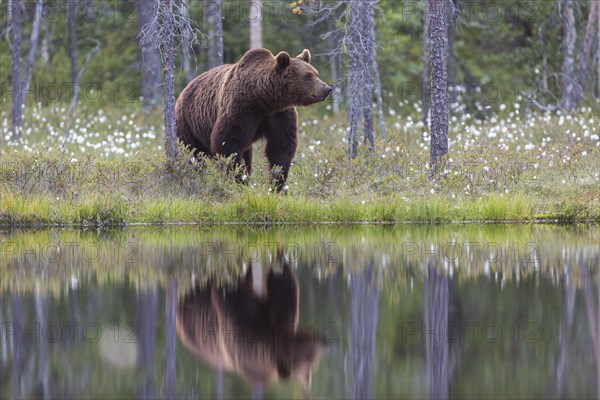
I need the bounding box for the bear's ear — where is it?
[296,49,311,64]
[276,51,291,68]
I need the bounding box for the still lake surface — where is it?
[0,224,598,399]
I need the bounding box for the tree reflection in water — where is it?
[555,264,576,397]
[581,259,599,399]
[11,294,23,400]
[350,259,380,400]
[165,277,177,400]
[137,285,158,399]
[424,264,449,400]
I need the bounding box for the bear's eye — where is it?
[305,74,313,81]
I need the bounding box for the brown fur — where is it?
[175,48,332,191]
[176,261,326,386]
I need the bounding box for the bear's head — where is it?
[275,49,333,107]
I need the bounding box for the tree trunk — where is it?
[371,59,385,139]
[346,0,362,158]
[447,1,457,104]
[10,0,23,135]
[181,0,195,80]
[370,5,386,139]
[207,0,224,66]
[329,21,341,113]
[577,0,598,99]
[67,0,79,84]
[539,24,549,92]
[249,0,263,49]
[560,0,579,110]
[207,0,217,68]
[215,0,224,64]
[22,0,44,104]
[361,0,374,150]
[345,0,376,156]
[422,0,430,128]
[138,0,163,111]
[347,69,360,158]
[164,0,177,161]
[429,0,449,177]
[41,10,50,64]
[330,55,340,114]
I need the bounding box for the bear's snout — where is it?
[318,84,333,101]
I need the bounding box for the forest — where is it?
[0,0,599,224]
[1,3,599,399]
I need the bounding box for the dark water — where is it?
[0,225,598,400]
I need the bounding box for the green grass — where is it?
[1,104,599,226]
[1,189,596,227]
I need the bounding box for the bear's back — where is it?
[175,64,233,153]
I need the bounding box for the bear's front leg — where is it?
[242,148,253,176]
[263,109,298,192]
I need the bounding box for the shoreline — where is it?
[2,193,598,228]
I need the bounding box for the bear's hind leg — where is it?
[188,137,211,162]
[211,115,259,183]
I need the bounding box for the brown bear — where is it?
[176,260,326,387]
[175,48,332,191]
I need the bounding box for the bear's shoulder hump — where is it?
[239,48,273,65]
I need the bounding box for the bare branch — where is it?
[138,0,204,64]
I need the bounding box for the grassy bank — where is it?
[1,188,598,227]
[1,161,597,226]
[1,104,598,226]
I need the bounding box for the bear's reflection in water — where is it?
[176,259,326,387]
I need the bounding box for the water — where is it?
[0,225,598,399]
